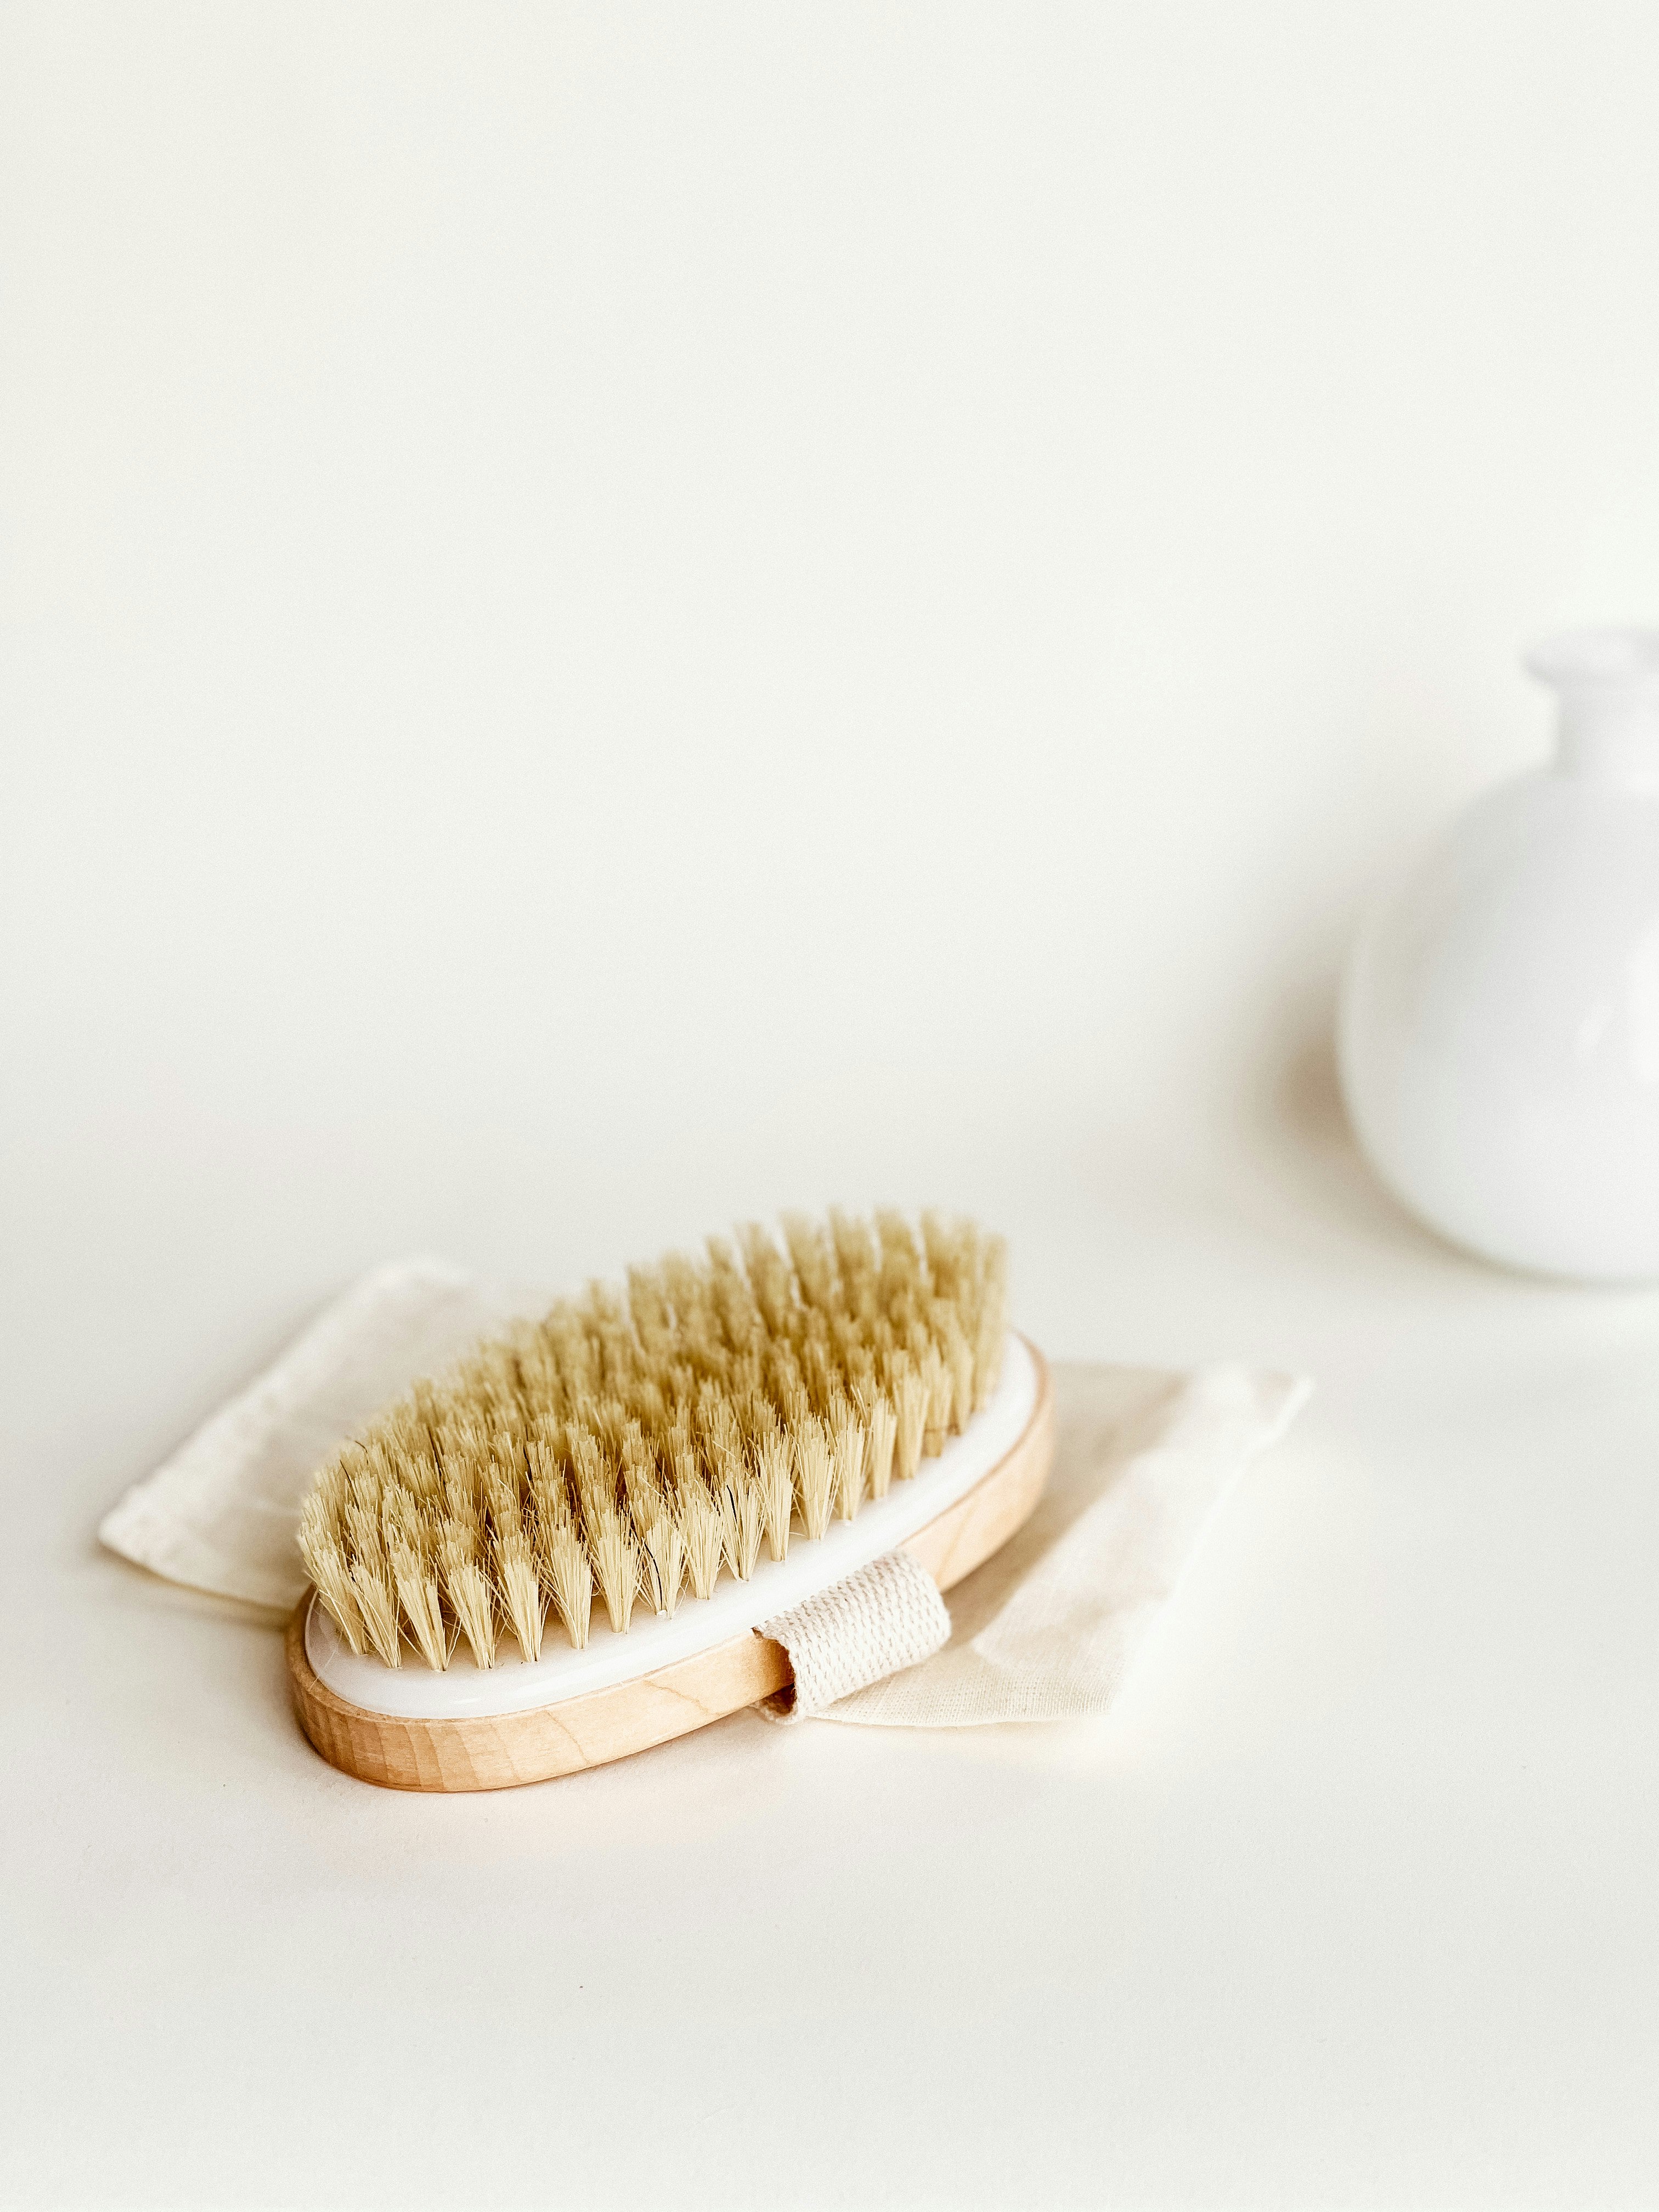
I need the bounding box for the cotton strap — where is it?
[755,1549,951,1720]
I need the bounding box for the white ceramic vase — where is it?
[1340,628,1659,1280]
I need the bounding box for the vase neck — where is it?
[1528,627,1659,791]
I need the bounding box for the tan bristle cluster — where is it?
[297,1209,1009,1669]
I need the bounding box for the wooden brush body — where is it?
[288,1339,1053,1791]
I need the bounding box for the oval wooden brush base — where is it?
[287,1340,1054,1792]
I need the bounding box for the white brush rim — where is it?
[306,1331,1038,1721]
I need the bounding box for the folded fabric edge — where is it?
[97,1257,479,1599]
[816,1359,1314,1728]
[99,1526,297,1617]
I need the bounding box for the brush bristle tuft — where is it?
[296,1210,1008,1667]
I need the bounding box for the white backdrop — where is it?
[8,0,1659,1381]
[12,13,1659,2210]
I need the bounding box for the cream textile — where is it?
[97,1261,1309,1727]
[826,1359,1307,1724]
[98,1261,513,1612]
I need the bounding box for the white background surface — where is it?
[5,5,1659,2206]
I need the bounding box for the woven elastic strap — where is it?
[754,1549,951,1722]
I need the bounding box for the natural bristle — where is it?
[297,1210,1009,1669]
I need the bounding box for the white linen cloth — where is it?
[98,1259,1309,1726]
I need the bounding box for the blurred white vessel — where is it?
[1341,629,1659,1279]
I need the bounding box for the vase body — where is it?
[1339,629,1659,1280]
